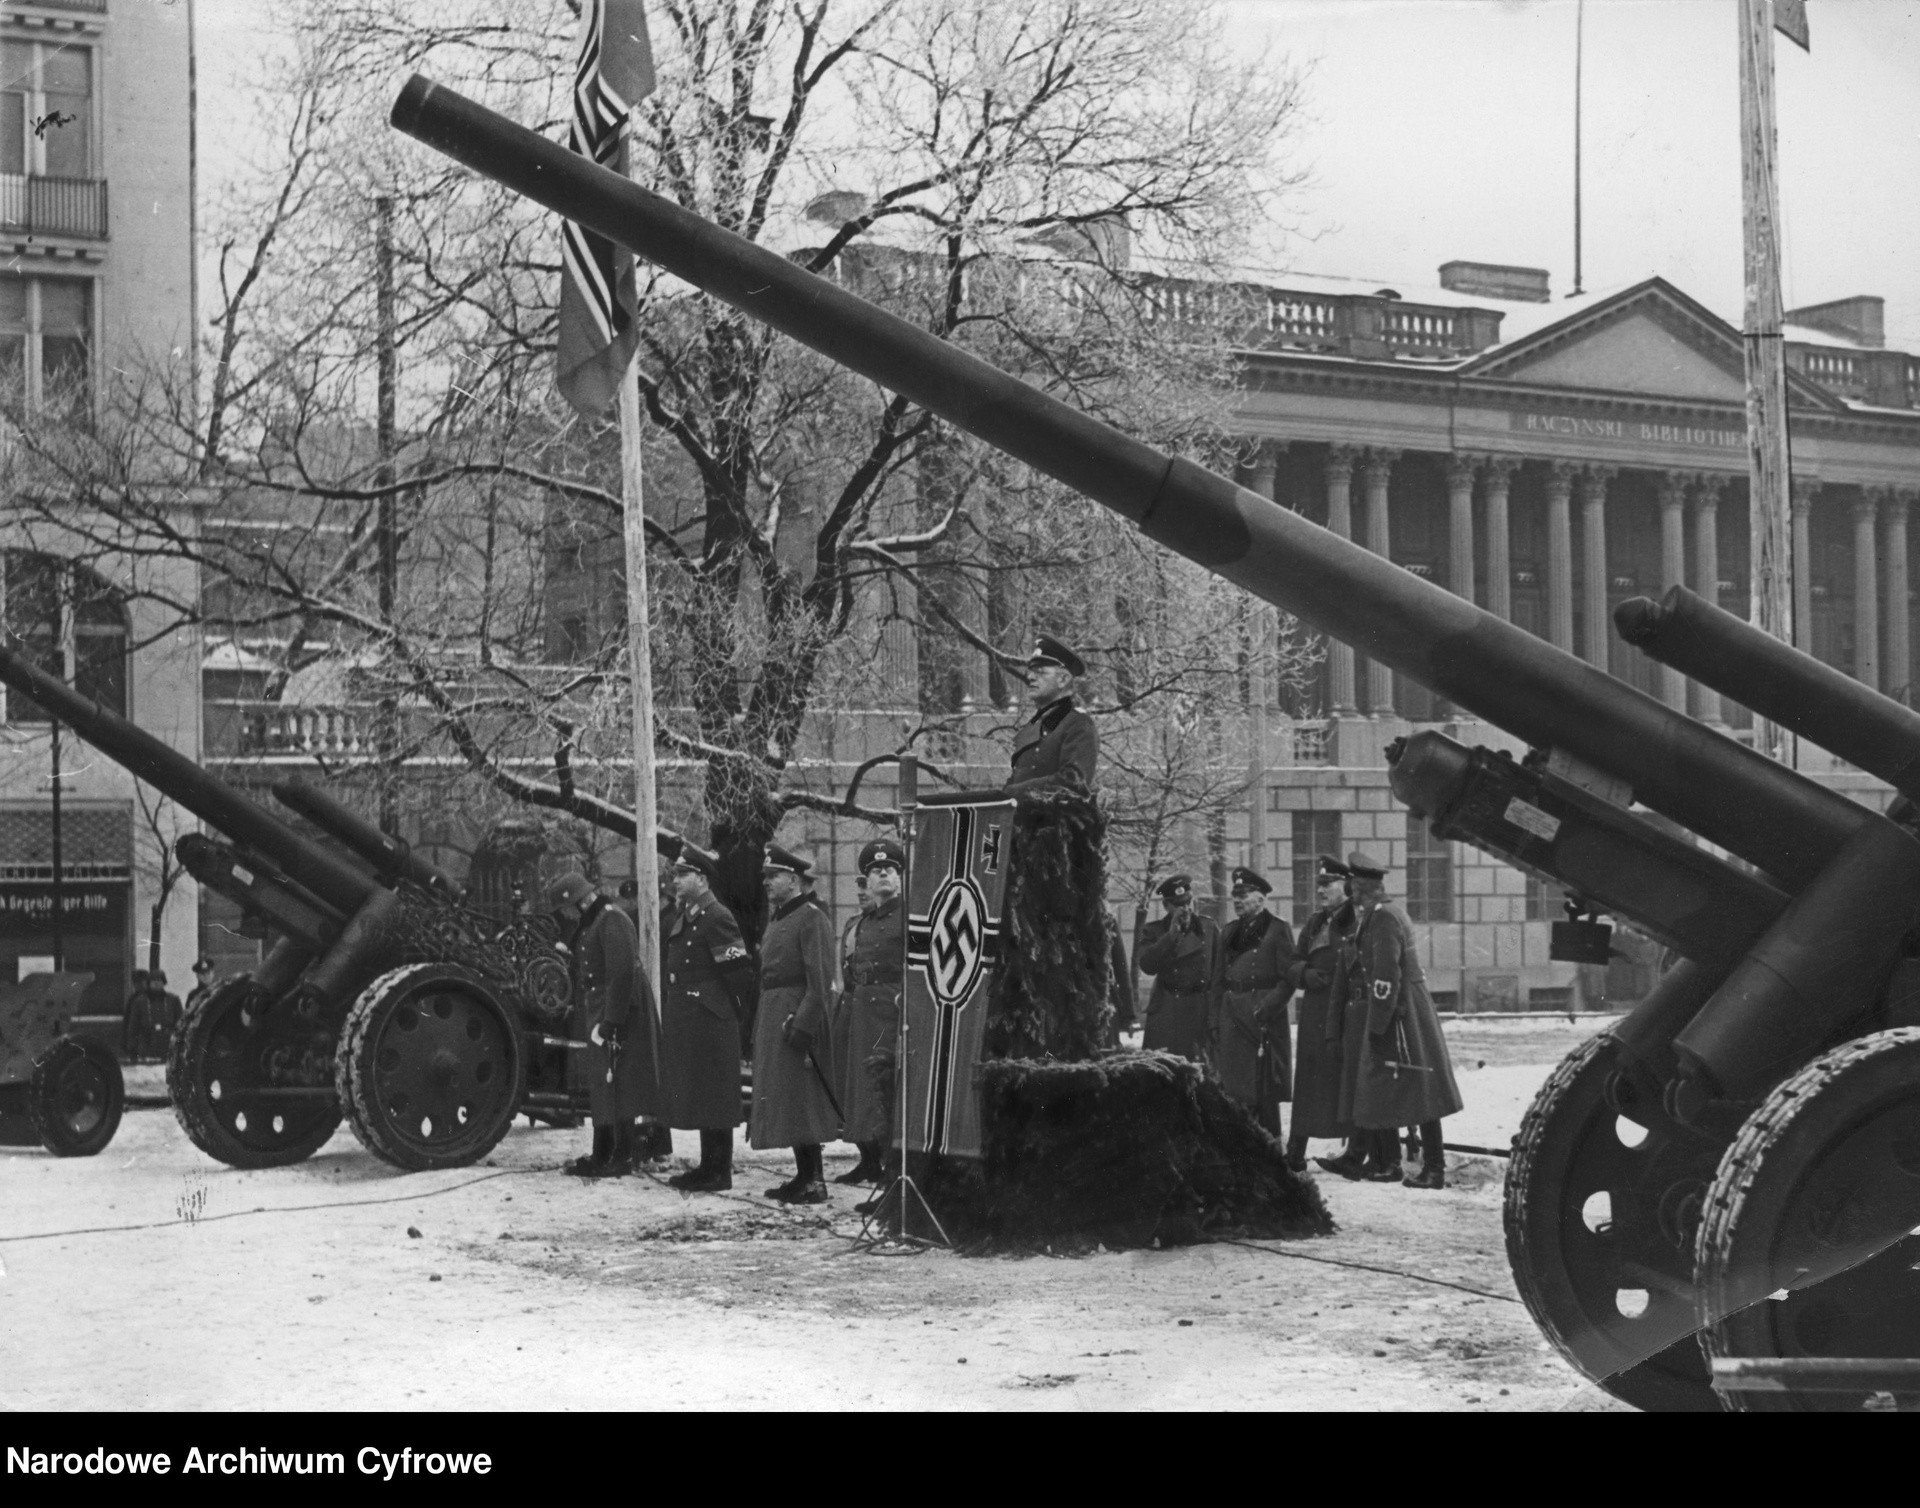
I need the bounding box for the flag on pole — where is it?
[557,0,656,417]
[1774,0,1810,51]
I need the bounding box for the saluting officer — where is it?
[1285,854,1354,1171]
[1137,874,1218,1059]
[1006,635,1099,797]
[1331,849,1463,1189]
[749,845,842,1205]
[835,837,905,1186]
[1211,867,1296,1120]
[548,870,662,1179]
[660,845,757,1192]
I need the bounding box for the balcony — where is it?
[1146,276,1503,360]
[0,174,108,241]
[1787,341,1920,410]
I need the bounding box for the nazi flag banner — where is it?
[899,799,1014,1159]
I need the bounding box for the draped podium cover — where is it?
[899,799,1015,1159]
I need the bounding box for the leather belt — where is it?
[1162,981,1211,997]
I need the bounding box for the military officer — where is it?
[1285,854,1353,1171]
[1211,867,1296,1120]
[835,837,905,1185]
[827,871,873,1146]
[749,844,842,1204]
[547,871,663,1178]
[660,845,756,1192]
[1137,874,1218,1058]
[1005,635,1099,797]
[1330,849,1463,1189]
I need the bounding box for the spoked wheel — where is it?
[168,977,343,1169]
[1504,1033,1727,1411]
[336,963,525,1172]
[1696,1028,1920,1412]
[30,1036,124,1156]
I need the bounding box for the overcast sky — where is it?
[191,0,1920,346]
[1224,0,1920,345]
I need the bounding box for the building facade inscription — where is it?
[1510,411,1745,451]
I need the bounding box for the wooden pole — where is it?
[620,119,661,1018]
[1738,0,1795,763]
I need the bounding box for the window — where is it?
[1,552,126,723]
[1526,872,1568,922]
[1,39,92,179]
[0,273,92,415]
[1406,821,1454,923]
[1291,810,1341,927]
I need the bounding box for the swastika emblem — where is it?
[925,876,988,1010]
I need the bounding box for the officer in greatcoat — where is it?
[827,871,872,1152]
[834,838,905,1185]
[547,871,663,1179]
[660,846,756,1192]
[1211,867,1296,1120]
[1285,854,1354,1170]
[749,844,842,1204]
[1137,874,1218,1058]
[1005,635,1099,797]
[1334,848,1464,1190]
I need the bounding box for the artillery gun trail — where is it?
[0,642,583,1172]
[388,74,1920,1410]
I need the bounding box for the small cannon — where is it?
[0,971,121,1157]
[0,641,583,1172]
[390,76,1920,1409]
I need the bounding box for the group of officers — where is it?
[538,626,1463,1201]
[1134,851,1463,1189]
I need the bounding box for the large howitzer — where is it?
[0,640,583,1171]
[391,77,1920,1409]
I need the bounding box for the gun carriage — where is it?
[389,74,1920,1408]
[0,642,584,1172]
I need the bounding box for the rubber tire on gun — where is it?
[30,1035,124,1157]
[168,976,343,1169]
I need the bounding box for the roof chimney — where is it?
[1438,260,1551,304]
[1786,295,1884,349]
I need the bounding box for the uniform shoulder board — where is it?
[1372,978,1393,1000]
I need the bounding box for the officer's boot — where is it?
[854,1149,902,1215]
[1315,1140,1367,1180]
[565,1124,614,1176]
[834,1139,883,1185]
[669,1128,733,1192]
[1363,1128,1406,1182]
[578,1121,632,1178]
[1284,1129,1310,1174]
[634,1118,674,1162]
[1403,1120,1447,1190]
[776,1144,828,1205]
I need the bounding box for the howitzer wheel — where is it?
[30,1035,123,1157]
[337,963,524,1172]
[1695,1028,1920,1412]
[1504,1033,1724,1411]
[169,977,343,1168]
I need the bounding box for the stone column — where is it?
[1790,477,1818,654]
[1890,490,1916,703]
[1325,446,1358,715]
[1545,461,1575,654]
[1577,465,1615,671]
[1656,471,1690,710]
[1481,457,1518,622]
[1691,475,1727,725]
[1856,488,1883,691]
[1246,444,1282,869]
[1446,454,1477,605]
[1362,448,1398,714]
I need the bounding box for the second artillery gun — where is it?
[388,74,1920,1409]
[0,642,585,1171]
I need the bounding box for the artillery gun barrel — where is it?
[389,77,1865,890]
[0,642,378,916]
[175,833,345,952]
[1616,587,1920,799]
[273,780,458,895]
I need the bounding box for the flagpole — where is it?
[620,115,661,1016]
[1738,0,1795,765]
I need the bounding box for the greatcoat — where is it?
[1137,911,1219,1059]
[660,893,754,1130]
[1339,897,1464,1130]
[571,898,662,1125]
[1211,908,1295,1114]
[749,893,842,1149]
[838,893,905,1143]
[1005,694,1099,797]
[1289,901,1353,1139]
[827,908,862,1126]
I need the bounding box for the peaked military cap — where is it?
[762,842,814,879]
[858,837,905,874]
[1346,849,1388,880]
[544,870,594,911]
[1156,873,1193,902]
[1229,866,1272,896]
[1317,854,1351,882]
[670,843,720,883]
[1027,634,1086,677]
